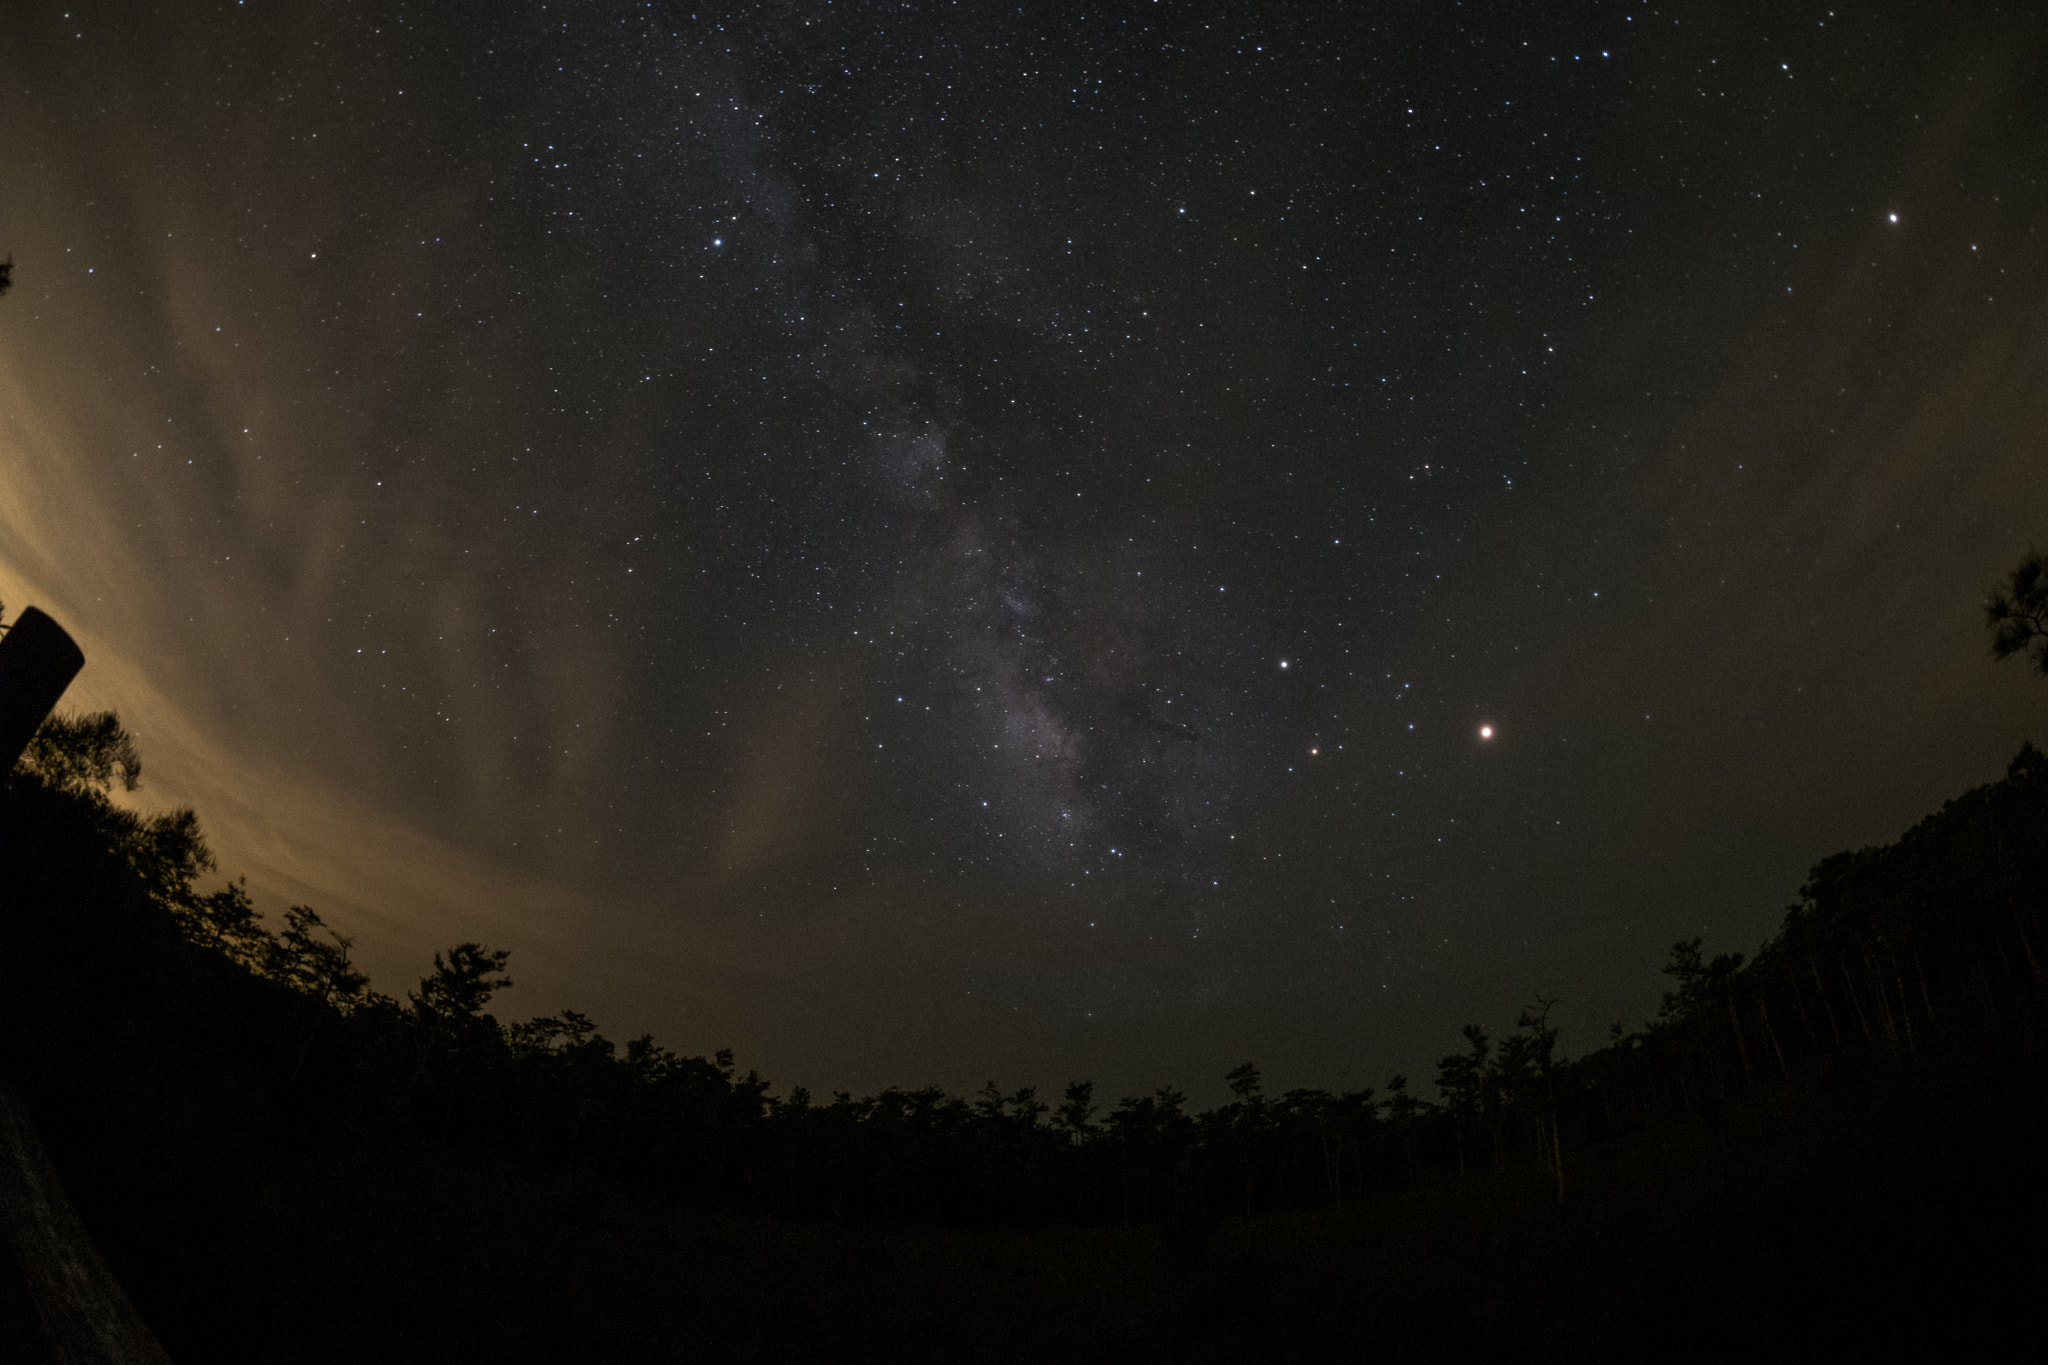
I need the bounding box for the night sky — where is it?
[3,0,2044,1101]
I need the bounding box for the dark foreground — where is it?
[2,926,2041,1359]
[4,740,2047,1359]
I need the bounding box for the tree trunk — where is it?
[1878,939,1916,1056]
[1810,963,1846,1051]
[288,982,336,1084]
[1993,928,2017,984]
[1789,969,1822,1052]
[1758,997,1789,1077]
[1840,958,1875,1042]
[1869,944,1902,1048]
[1726,998,1756,1085]
[0,1084,173,1365]
[2011,905,2043,987]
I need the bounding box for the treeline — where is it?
[1429,740,2048,1202]
[5,711,2046,1228]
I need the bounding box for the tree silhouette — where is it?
[1434,1025,1489,1175]
[1054,1080,1097,1138]
[12,691,2048,1252]
[17,710,142,795]
[1657,938,1745,1025]
[181,876,271,969]
[402,942,514,1103]
[272,904,369,1007]
[410,942,514,1024]
[1987,547,2048,676]
[264,904,371,1081]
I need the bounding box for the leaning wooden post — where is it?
[0,605,175,1361]
[0,1085,174,1364]
[0,607,86,777]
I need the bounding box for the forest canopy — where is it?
[8,691,2045,1226]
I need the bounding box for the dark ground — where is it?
[4,792,2046,1361]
